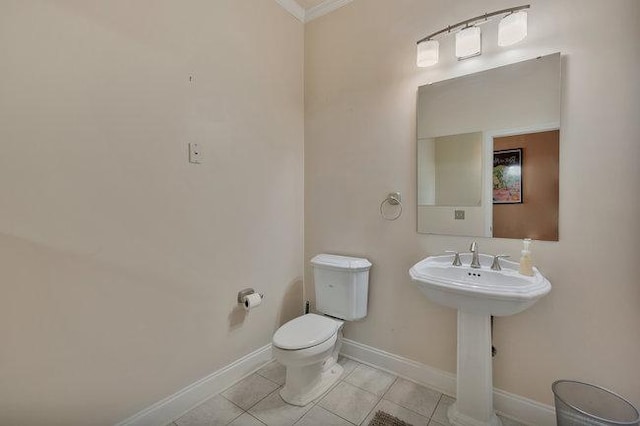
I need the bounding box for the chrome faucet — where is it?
[491,254,510,271]
[445,250,462,266]
[469,241,481,268]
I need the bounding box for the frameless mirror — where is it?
[417,53,561,241]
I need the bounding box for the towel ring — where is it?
[380,192,403,221]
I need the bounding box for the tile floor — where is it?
[170,357,525,426]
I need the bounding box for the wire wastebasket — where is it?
[552,380,640,426]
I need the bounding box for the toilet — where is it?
[272,254,372,406]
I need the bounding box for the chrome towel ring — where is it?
[380,192,403,221]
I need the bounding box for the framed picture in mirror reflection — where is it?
[493,149,523,204]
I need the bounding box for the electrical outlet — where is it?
[455,210,465,220]
[189,143,202,164]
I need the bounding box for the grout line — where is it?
[289,411,308,426]
[247,386,282,412]
[377,379,444,422]
[381,376,399,399]
[326,365,401,424]
[431,393,445,420]
[329,377,384,426]
[314,379,375,426]
[339,378,383,398]
[358,392,384,426]
[341,371,398,399]
[339,355,405,382]
[173,393,244,426]
[217,393,248,413]
[219,381,280,414]
[344,381,395,400]
[246,412,268,426]
[253,362,286,386]
[224,409,245,426]
[381,395,440,422]
[255,372,284,387]
[342,363,359,382]
[296,404,358,426]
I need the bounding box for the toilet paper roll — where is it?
[243,293,262,311]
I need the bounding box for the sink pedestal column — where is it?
[447,311,502,426]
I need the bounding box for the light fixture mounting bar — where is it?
[417,4,530,44]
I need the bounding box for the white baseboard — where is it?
[115,344,273,426]
[340,339,556,426]
[493,389,556,426]
[117,339,555,426]
[340,338,457,396]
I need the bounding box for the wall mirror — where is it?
[417,53,561,241]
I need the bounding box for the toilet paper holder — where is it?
[237,288,264,304]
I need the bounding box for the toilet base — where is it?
[279,362,343,406]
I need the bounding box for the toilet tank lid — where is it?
[273,314,342,350]
[311,254,372,271]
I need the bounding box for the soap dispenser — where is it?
[519,238,534,276]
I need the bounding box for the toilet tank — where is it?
[311,254,372,321]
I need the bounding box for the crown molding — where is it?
[304,0,353,22]
[275,0,305,22]
[274,0,353,23]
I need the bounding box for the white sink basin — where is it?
[409,253,551,316]
[410,252,552,425]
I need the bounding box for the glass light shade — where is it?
[455,26,481,59]
[417,40,439,67]
[498,11,528,46]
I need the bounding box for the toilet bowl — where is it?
[272,254,371,406]
[273,313,344,406]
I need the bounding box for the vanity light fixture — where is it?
[455,26,482,59]
[498,10,528,46]
[417,39,439,67]
[416,4,530,67]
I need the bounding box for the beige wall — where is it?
[0,1,303,425]
[306,0,640,409]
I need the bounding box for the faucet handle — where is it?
[445,250,462,266]
[491,255,510,271]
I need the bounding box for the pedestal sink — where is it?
[409,253,551,426]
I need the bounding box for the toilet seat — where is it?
[273,314,342,350]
